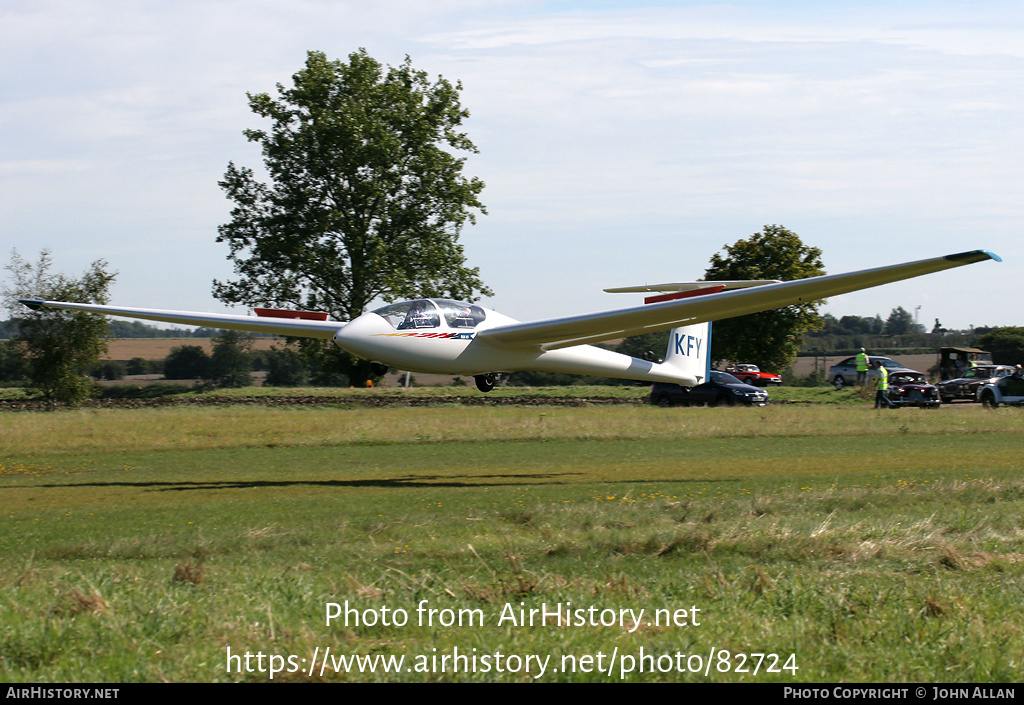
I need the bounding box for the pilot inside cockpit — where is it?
[439,300,487,328]
[398,300,440,330]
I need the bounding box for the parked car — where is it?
[650,371,769,407]
[828,356,913,388]
[937,365,1016,403]
[725,363,782,387]
[977,371,1024,408]
[884,371,941,408]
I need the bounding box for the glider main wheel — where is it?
[370,362,389,376]
[475,373,497,393]
[654,394,673,408]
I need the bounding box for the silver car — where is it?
[828,356,913,388]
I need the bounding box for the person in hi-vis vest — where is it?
[873,360,893,409]
[856,348,869,386]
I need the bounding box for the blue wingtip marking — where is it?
[943,249,1001,264]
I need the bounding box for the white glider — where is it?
[21,249,1000,391]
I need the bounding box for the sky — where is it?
[2,0,1021,330]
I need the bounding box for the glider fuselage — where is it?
[333,298,701,385]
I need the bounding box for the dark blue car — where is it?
[650,371,769,407]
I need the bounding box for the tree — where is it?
[205,330,253,388]
[263,346,310,387]
[0,340,26,383]
[884,306,923,336]
[839,315,874,335]
[871,314,885,335]
[126,357,150,375]
[94,360,124,381]
[977,327,1024,365]
[2,250,116,406]
[214,49,492,385]
[703,225,826,373]
[164,345,210,380]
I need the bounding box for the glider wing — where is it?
[476,250,1000,350]
[17,300,343,339]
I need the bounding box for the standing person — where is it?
[873,360,893,409]
[856,348,870,386]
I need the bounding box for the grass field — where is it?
[1,398,1023,682]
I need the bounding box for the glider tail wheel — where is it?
[475,373,497,393]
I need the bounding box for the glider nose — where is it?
[332,313,383,358]
[332,318,355,348]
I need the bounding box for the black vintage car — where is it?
[650,371,769,407]
[884,372,941,408]
[938,365,1016,403]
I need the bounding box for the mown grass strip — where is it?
[1,404,1022,682]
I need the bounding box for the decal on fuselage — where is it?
[376,332,475,340]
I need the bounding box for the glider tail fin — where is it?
[662,321,712,385]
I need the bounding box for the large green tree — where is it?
[214,49,492,384]
[703,225,826,373]
[3,250,116,406]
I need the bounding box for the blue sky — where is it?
[2,0,1021,329]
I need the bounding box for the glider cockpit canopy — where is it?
[373,298,488,331]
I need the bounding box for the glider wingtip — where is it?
[944,249,1001,264]
[18,299,46,311]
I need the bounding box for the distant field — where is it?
[1,402,1022,682]
[100,338,455,386]
[103,337,282,360]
